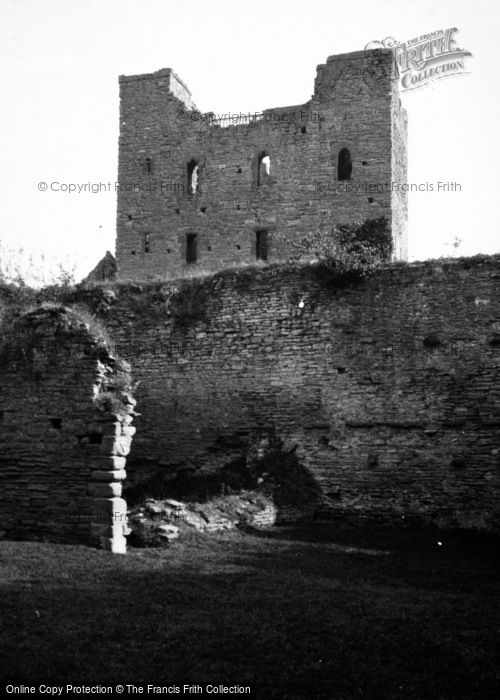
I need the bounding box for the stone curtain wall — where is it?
[91,256,500,532]
[116,50,407,281]
[0,307,136,552]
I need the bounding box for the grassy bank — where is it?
[0,525,498,699]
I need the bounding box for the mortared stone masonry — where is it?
[115,49,407,281]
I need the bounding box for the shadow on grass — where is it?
[249,520,500,555]
[0,526,498,699]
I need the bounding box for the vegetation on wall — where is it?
[0,303,114,369]
[0,250,76,333]
[0,238,76,289]
[280,216,393,281]
[0,248,115,362]
[168,278,213,329]
[93,362,137,420]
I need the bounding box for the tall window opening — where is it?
[187,160,199,194]
[255,230,268,261]
[186,233,197,264]
[337,148,352,181]
[257,152,271,186]
[145,157,153,174]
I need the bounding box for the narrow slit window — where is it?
[142,233,150,253]
[256,230,268,261]
[145,157,152,174]
[187,160,199,195]
[186,233,197,264]
[257,152,271,186]
[338,148,352,181]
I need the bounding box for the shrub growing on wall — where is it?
[282,216,393,280]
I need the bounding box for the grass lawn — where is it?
[0,524,498,699]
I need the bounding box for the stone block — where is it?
[100,534,127,554]
[91,456,127,471]
[99,435,132,456]
[91,469,127,482]
[88,482,122,498]
[90,522,129,539]
[92,497,127,518]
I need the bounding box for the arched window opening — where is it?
[338,148,352,181]
[257,152,271,186]
[187,160,199,195]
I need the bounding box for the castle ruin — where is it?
[116,49,407,280]
[2,52,499,553]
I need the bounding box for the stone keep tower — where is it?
[115,49,407,280]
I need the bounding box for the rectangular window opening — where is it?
[186,233,198,264]
[256,230,268,261]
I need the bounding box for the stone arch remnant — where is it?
[0,305,137,553]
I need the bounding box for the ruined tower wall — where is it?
[116,50,407,281]
[0,308,136,551]
[391,83,408,261]
[90,255,500,532]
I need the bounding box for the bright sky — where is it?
[0,0,498,279]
